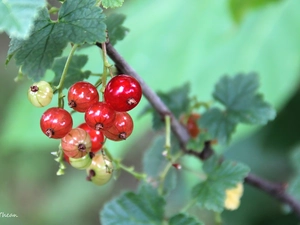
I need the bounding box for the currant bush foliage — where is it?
[200,73,276,144]
[100,184,166,225]
[192,156,250,212]
[6,0,106,81]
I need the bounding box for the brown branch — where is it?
[100,42,300,218]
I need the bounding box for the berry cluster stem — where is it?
[55,44,79,108]
[158,151,183,195]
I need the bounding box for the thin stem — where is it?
[165,115,171,159]
[55,44,78,108]
[158,151,183,195]
[115,159,147,180]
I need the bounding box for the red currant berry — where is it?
[78,123,104,153]
[68,81,99,112]
[85,102,116,131]
[61,128,92,158]
[86,153,113,186]
[104,74,142,112]
[28,81,53,107]
[103,112,133,141]
[40,107,73,139]
[186,113,201,138]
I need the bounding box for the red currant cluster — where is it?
[28,74,142,186]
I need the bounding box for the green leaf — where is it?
[200,74,276,143]
[143,136,178,196]
[192,156,250,212]
[169,213,204,225]
[232,94,276,124]
[143,83,190,130]
[7,0,106,81]
[229,0,282,22]
[100,184,165,225]
[213,73,259,111]
[51,55,91,89]
[199,108,237,144]
[106,13,129,45]
[0,0,46,39]
[102,0,124,8]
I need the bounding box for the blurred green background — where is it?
[1,0,300,224]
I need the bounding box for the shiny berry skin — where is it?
[86,153,113,186]
[187,114,201,138]
[85,102,116,131]
[103,112,133,141]
[40,107,73,139]
[104,74,142,112]
[28,81,53,107]
[78,123,104,153]
[61,128,92,158]
[68,81,99,112]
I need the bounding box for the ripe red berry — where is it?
[85,102,116,131]
[40,107,73,139]
[78,123,104,153]
[68,81,99,112]
[104,74,142,112]
[61,128,92,158]
[102,112,133,141]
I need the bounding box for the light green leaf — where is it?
[143,136,177,196]
[192,156,250,212]
[199,108,237,144]
[100,184,165,225]
[7,0,106,81]
[169,213,204,225]
[0,0,46,39]
[102,0,124,8]
[106,13,129,45]
[51,55,91,89]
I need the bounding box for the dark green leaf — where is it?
[201,74,276,143]
[192,156,250,212]
[199,108,237,144]
[7,0,106,81]
[51,55,90,89]
[169,213,204,225]
[100,184,165,225]
[143,136,178,196]
[102,0,124,8]
[0,0,46,39]
[143,83,190,130]
[106,13,129,45]
[213,73,259,111]
[232,94,276,124]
